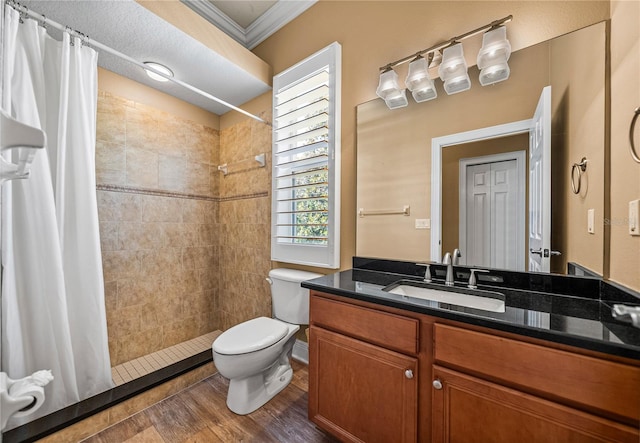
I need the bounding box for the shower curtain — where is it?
[1,6,113,427]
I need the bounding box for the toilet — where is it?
[212,268,322,415]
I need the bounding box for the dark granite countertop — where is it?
[302,259,640,361]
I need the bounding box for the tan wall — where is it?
[251,0,609,270]
[441,134,529,259]
[95,74,221,365]
[609,1,640,291]
[549,22,607,275]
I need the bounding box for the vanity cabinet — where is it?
[431,366,635,442]
[432,324,640,442]
[308,290,640,443]
[308,294,421,443]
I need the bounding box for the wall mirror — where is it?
[356,21,607,275]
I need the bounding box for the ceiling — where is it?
[16,1,314,116]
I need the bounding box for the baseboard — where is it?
[291,339,309,364]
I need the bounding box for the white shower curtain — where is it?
[1,6,113,427]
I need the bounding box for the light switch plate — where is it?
[630,200,640,236]
[587,209,595,234]
[415,218,430,229]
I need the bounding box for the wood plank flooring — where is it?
[82,361,338,443]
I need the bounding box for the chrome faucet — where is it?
[452,248,462,265]
[442,252,455,286]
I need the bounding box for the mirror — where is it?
[356,21,607,275]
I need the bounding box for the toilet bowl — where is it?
[212,268,322,415]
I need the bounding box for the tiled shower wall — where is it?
[217,110,273,331]
[95,91,220,366]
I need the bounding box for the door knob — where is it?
[432,379,443,390]
[404,369,414,379]
[529,248,543,256]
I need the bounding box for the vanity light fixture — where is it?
[143,62,173,82]
[438,43,471,95]
[477,25,512,86]
[428,50,442,69]
[376,15,512,109]
[406,56,437,102]
[376,68,409,109]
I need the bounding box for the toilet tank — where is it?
[268,268,323,324]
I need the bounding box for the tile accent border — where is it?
[219,191,269,202]
[96,184,268,203]
[96,184,217,202]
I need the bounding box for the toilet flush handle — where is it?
[266,277,273,285]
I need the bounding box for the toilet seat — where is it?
[213,317,289,355]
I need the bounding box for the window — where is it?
[271,42,341,268]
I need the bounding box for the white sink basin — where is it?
[385,282,506,313]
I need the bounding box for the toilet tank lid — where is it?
[268,268,324,283]
[213,317,289,355]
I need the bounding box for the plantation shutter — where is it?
[271,43,341,268]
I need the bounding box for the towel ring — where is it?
[571,157,587,194]
[630,107,640,163]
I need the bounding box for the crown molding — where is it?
[245,0,317,49]
[181,0,317,49]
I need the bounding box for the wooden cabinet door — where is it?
[309,326,418,443]
[431,365,639,443]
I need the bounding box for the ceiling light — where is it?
[438,43,471,95]
[477,26,511,86]
[406,56,437,103]
[143,62,173,82]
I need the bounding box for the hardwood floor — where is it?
[82,361,338,443]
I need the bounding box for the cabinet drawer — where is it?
[434,324,640,424]
[310,293,419,355]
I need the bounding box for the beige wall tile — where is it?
[117,278,163,309]
[155,113,188,158]
[117,222,165,251]
[116,328,164,364]
[99,222,119,252]
[182,199,205,224]
[185,162,211,195]
[126,147,159,189]
[126,106,159,150]
[138,248,183,277]
[95,91,227,365]
[97,168,127,186]
[141,195,183,223]
[158,155,186,192]
[98,191,142,222]
[102,250,141,281]
[97,93,126,145]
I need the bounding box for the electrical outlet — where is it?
[587,209,595,234]
[630,200,640,236]
[415,218,431,229]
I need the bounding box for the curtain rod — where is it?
[6,1,267,124]
[379,15,513,71]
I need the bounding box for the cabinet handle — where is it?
[404,369,414,379]
[432,379,443,390]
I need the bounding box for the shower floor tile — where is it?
[111,331,220,386]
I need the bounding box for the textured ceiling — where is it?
[20,0,271,115]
